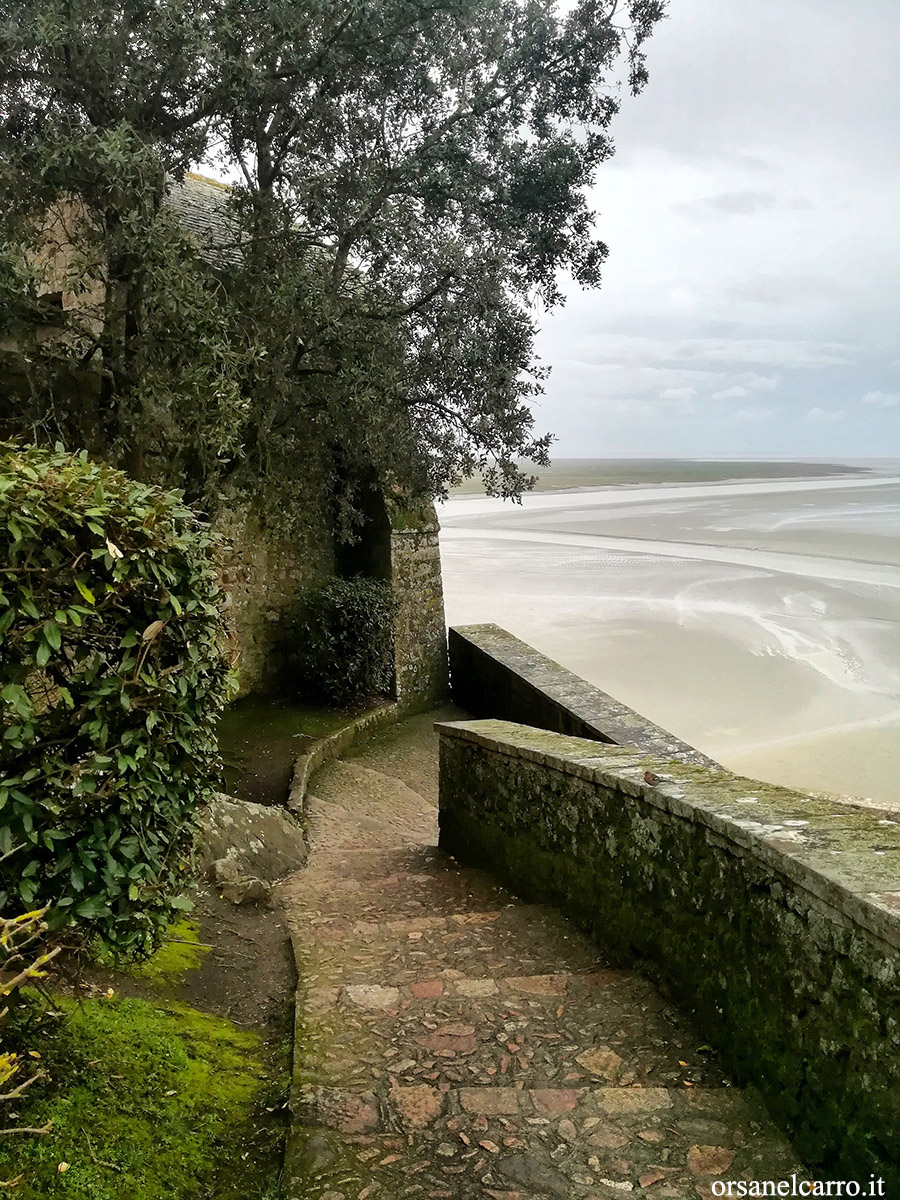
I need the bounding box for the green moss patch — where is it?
[1,994,284,1199]
[131,919,211,985]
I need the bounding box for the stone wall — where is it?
[390,506,449,710]
[437,717,900,1182]
[216,500,333,697]
[449,623,717,766]
[218,497,448,704]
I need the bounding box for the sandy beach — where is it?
[439,467,900,807]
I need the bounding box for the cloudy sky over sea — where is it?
[535,0,900,457]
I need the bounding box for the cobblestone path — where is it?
[280,710,803,1199]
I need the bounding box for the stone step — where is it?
[289,854,522,921]
[288,905,604,984]
[289,1083,801,1200]
[295,970,722,1094]
[285,714,807,1200]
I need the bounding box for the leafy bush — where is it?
[300,578,397,708]
[0,443,231,955]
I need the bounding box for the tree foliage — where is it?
[0,442,230,954]
[0,0,665,509]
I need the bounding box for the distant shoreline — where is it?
[450,457,875,496]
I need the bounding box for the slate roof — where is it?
[164,172,243,266]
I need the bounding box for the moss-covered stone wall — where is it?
[437,718,900,1183]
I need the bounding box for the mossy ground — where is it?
[1,992,285,1199]
[218,698,348,804]
[91,918,211,986]
[131,918,211,983]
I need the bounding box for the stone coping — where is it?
[448,623,718,767]
[289,702,402,815]
[435,718,900,953]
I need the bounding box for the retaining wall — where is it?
[448,623,717,766]
[437,717,900,1181]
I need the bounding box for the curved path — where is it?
[280,710,802,1199]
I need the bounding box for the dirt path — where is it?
[279,709,802,1199]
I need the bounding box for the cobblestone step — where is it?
[294,904,606,984]
[290,1084,799,1199]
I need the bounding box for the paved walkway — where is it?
[280,710,802,1200]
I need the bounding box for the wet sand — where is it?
[439,472,900,807]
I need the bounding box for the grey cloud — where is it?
[567,334,855,370]
[722,275,846,306]
[732,407,774,422]
[530,0,900,457]
[672,191,813,221]
[659,386,697,400]
[672,190,779,219]
[861,391,900,408]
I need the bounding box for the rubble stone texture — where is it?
[280,710,803,1199]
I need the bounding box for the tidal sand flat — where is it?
[439,466,900,807]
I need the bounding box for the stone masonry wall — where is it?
[216,500,333,697]
[390,508,449,710]
[437,718,900,1183]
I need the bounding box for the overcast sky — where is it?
[535,0,900,459]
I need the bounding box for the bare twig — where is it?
[0,1122,52,1136]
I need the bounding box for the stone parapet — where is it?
[437,717,900,1181]
[448,623,717,766]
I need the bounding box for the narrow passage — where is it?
[280,710,801,1199]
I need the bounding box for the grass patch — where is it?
[1,994,285,1199]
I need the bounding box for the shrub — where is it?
[0,442,231,955]
[300,577,397,707]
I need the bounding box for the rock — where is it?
[591,1088,674,1116]
[686,1145,735,1177]
[558,1118,578,1143]
[390,1084,444,1128]
[454,977,498,997]
[459,1087,520,1115]
[505,974,569,996]
[209,857,241,885]
[296,1087,380,1134]
[497,1152,572,1195]
[530,1088,579,1116]
[197,793,307,883]
[293,1132,339,1175]
[218,875,270,906]
[639,1169,669,1188]
[410,979,444,999]
[576,1046,624,1080]
[344,984,400,1009]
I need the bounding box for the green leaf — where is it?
[75,578,96,605]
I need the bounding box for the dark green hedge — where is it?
[0,443,231,954]
[300,577,397,708]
